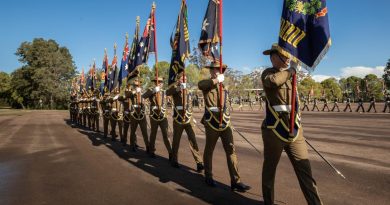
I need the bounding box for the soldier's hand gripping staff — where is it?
[100,92,112,138]
[143,77,173,159]
[127,79,149,152]
[198,62,250,192]
[166,73,204,171]
[109,88,124,141]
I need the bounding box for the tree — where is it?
[13,38,76,109]
[383,59,390,93]
[0,72,11,106]
[364,74,383,100]
[320,78,342,100]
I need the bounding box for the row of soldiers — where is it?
[300,95,390,113]
[69,64,251,192]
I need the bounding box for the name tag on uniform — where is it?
[176,106,183,110]
[272,105,291,112]
[209,107,219,112]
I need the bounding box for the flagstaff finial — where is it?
[104,48,107,55]
[152,1,156,9]
[136,16,140,23]
[114,43,117,55]
[125,32,129,40]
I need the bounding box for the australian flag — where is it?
[86,68,92,92]
[118,36,129,87]
[168,0,190,86]
[277,0,331,71]
[126,19,140,80]
[132,6,156,76]
[198,0,220,62]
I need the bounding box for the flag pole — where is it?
[152,2,160,109]
[218,0,224,127]
[289,72,297,136]
[136,16,141,105]
[181,0,187,123]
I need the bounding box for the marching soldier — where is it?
[383,95,390,113]
[166,73,204,171]
[367,95,377,113]
[331,97,340,112]
[127,79,149,152]
[311,97,320,111]
[198,61,250,192]
[301,97,309,111]
[248,92,254,111]
[86,91,93,129]
[109,88,123,141]
[261,45,322,205]
[90,89,101,132]
[238,96,243,111]
[321,98,330,112]
[259,96,264,111]
[143,77,172,158]
[81,92,88,127]
[343,97,352,112]
[100,92,112,138]
[356,97,365,113]
[121,82,132,146]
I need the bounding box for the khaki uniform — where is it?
[198,79,241,184]
[143,89,172,155]
[109,94,123,140]
[121,91,132,144]
[343,98,352,112]
[100,94,112,138]
[128,89,149,149]
[166,85,203,165]
[261,67,322,205]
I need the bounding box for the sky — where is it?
[1,0,389,81]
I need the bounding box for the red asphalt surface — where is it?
[0,104,389,205]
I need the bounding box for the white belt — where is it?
[209,107,219,112]
[176,106,183,110]
[272,105,291,112]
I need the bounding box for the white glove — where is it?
[113,95,119,100]
[180,83,187,90]
[289,60,300,74]
[153,86,160,93]
[217,74,225,83]
[136,87,142,93]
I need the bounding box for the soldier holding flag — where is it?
[166,0,204,171]
[198,0,250,192]
[260,0,330,203]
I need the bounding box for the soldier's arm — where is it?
[198,79,214,91]
[261,69,292,88]
[166,85,179,96]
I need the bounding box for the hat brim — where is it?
[263,49,278,56]
[205,65,227,72]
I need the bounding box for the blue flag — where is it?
[168,0,190,86]
[198,0,220,62]
[119,36,129,87]
[110,55,118,92]
[126,19,140,80]
[277,0,331,71]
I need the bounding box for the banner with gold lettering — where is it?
[277,0,331,71]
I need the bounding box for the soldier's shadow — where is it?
[73,125,262,205]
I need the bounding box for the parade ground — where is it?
[0,107,389,205]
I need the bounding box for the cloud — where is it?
[312,75,339,82]
[340,66,384,78]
